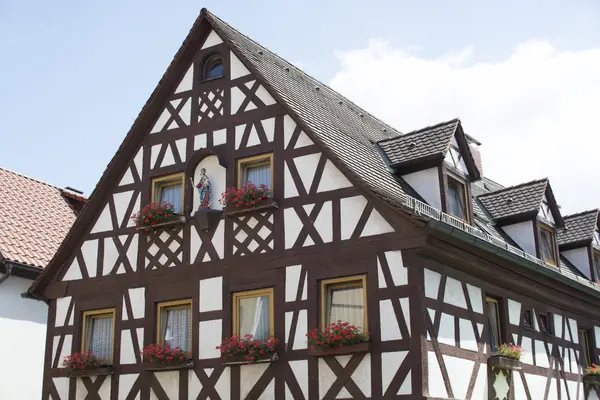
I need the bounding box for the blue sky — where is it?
[1,1,599,212]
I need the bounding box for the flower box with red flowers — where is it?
[131,202,185,232]
[141,343,194,371]
[584,364,600,386]
[62,352,113,377]
[488,343,523,370]
[217,335,279,365]
[307,321,372,357]
[221,184,278,216]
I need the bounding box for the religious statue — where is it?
[195,168,212,209]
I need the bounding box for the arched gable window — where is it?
[202,54,224,80]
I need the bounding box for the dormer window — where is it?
[447,176,469,222]
[593,249,600,280]
[202,54,224,80]
[538,223,557,265]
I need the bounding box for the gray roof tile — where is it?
[558,210,598,246]
[477,178,549,221]
[377,119,458,166]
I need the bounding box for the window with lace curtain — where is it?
[82,308,116,362]
[157,299,192,352]
[151,173,184,214]
[321,275,368,332]
[447,176,469,222]
[232,288,274,341]
[237,153,273,190]
[538,223,557,265]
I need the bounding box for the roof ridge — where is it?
[0,166,70,192]
[203,9,403,139]
[477,177,548,197]
[563,209,600,219]
[377,118,460,144]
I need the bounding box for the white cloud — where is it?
[329,39,600,214]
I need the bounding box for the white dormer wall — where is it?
[402,168,442,210]
[444,136,469,175]
[537,194,555,225]
[501,221,536,256]
[562,248,592,279]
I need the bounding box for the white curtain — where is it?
[164,308,191,351]
[540,233,554,261]
[159,184,182,213]
[246,165,270,188]
[89,317,112,361]
[448,186,466,220]
[328,286,364,329]
[250,296,270,340]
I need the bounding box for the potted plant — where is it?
[488,343,523,370]
[217,334,279,365]
[307,321,371,357]
[141,343,193,371]
[220,183,276,215]
[131,202,183,232]
[584,364,600,386]
[62,352,112,377]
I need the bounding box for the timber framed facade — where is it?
[30,8,600,400]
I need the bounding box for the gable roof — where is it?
[557,209,599,247]
[477,178,564,227]
[0,168,81,268]
[375,118,480,178]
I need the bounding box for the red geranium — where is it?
[216,334,278,363]
[62,352,109,370]
[495,343,523,360]
[306,321,369,349]
[131,202,175,232]
[220,183,271,208]
[141,343,191,365]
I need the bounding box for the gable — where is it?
[38,26,401,294]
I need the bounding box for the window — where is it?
[202,54,224,80]
[82,308,116,362]
[321,275,368,332]
[580,329,593,367]
[538,313,551,334]
[538,223,557,265]
[157,299,192,351]
[152,173,184,214]
[523,309,533,329]
[237,154,274,190]
[593,249,600,280]
[486,297,502,353]
[233,288,274,341]
[447,176,469,222]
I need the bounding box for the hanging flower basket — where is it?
[584,365,600,386]
[488,343,523,370]
[220,184,277,215]
[217,334,279,365]
[63,352,113,377]
[141,343,194,371]
[131,202,184,232]
[307,321,371,357]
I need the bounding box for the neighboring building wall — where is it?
[502,221,536,255]
[563,247,592,279]
[0,276,47,400]
[402,168,442,210]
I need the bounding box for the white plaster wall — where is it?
[0,276,47,400]
[562,247,591,279]
[402,168,442,210]
[193,155,226,212]
[501,221,536,255]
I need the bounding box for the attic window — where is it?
[538,223,557,265]
[593,249,600,281]
[447,176,469,222]
[202,54,224,80]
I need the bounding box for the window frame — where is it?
[156,299,193,351]
[237,153,274,190]
[592,248,600,280]
[580,328,593,367]
[538,222,557,265]
[522,308,534,330]
[232,287,275,337]
[201,53,224,81]
[151,173,185,214]
[81,308,116,362]
[320,274,368,332]
[538,312,552,335]
[485,296,502,351]
[446,175,470,223]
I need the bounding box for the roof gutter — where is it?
[426,220,600,300]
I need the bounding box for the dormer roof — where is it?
[376,118,480,178]
[557,209,599,248]
[477,178,564,227]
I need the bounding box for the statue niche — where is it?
[191,155,225,230]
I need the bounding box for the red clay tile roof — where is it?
[0,168,82,268]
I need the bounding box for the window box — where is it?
[194,209,222,230]
[143,359,194,371]
[309,342,372,357]
[146,214,186,230]
[223,198,278,216]
[221,352,279,365]
[487,355,522,371]
[583,375,600,386]
[65,366,113,378]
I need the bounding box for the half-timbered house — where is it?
[29,8,600,400]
